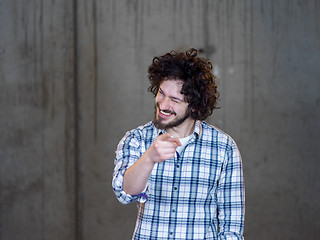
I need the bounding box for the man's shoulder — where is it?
[200,121,227,135]
[122,121,157,140]
[200,121,237,145]
[129,121,156,134]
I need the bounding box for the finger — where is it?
[167,136,182,146]
[161,138,179,146]
[158,133,173,141]
[161,152,176,160]
[159,133,181,146]
[160,140,180,149]
[161,146,178,154]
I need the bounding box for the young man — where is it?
[112,48,245,239]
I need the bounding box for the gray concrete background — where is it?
[1,0,320,239]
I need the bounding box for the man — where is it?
[112,48,245,239]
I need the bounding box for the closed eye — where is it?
[159,89,164,95]
[171,97,183,103]
[158,88,184,103]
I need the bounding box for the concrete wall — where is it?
[0,0,77,239]
[1,0,319,239]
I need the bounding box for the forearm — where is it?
[122,133,179,196]
[123,151,155,196]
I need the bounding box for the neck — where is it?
[166,118,196,138]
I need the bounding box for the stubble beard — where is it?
[153,104,190,130]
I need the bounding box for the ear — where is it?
[188,107,196,117]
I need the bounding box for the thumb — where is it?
[158,133,181,146]
[158,133,172,141]
[168,136,182,146]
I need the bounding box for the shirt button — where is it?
[174,187,178,191]
[176,165,180,168]
[172,209,176,213]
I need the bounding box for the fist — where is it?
[147,133,181,163]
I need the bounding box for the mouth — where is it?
[158,109,175,118]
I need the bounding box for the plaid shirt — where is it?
[112,121,245,240]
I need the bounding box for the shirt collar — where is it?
[194,120,202,139]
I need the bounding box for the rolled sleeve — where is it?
[112,162,136,204]
[112,131,149,205]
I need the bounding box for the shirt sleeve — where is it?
[217,139,245,240]
[112,131,149,205]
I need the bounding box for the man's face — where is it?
[153,79,191,130]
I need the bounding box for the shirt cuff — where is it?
[113,176,149,204]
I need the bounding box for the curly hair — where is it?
[148,48,220,121]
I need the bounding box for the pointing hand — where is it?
[147,133,182,163]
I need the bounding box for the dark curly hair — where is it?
[148,48,220,121]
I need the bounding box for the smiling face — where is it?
[153,79,193,131]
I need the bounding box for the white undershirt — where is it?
[176,134,193,155]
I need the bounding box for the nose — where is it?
[158,97,171,110]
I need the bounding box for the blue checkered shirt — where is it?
[112,121,245,239]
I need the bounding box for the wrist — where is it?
[143,147,158,165]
